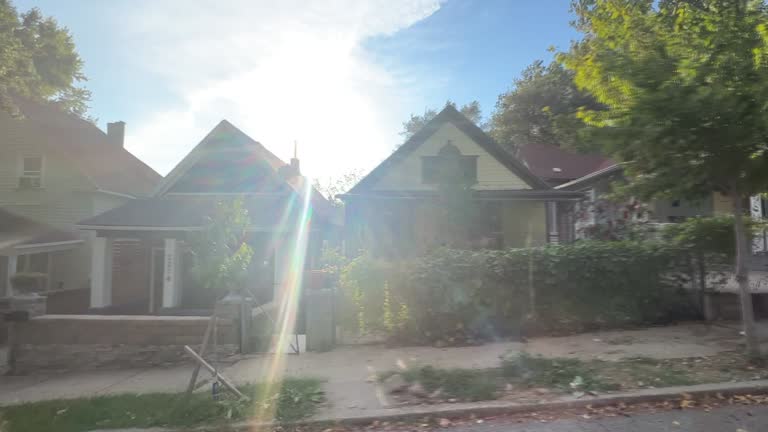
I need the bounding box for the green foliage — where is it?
[339,241,700,345]
[490,60,603,152]
[0,1,90,117]
[400,100,483,141]
[661,216,748,258]
[0,378,323,432]
[187,198,254,298]
[337,252,409,334]
[560,0,768,201]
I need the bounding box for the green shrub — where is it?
[338,241,701,345]
[661,216,743,258]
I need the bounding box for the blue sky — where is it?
[15,0,578,181]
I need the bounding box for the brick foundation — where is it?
[10,314,237,374]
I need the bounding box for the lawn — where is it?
[0,378,323,432]
[386,352,768,404]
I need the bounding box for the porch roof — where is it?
[0,209,82,256]
[339,189,584,201]
[77,195,339,232]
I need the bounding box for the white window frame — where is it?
[18,154,44,188]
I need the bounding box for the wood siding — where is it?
[372,123,531,191]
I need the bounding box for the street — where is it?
[440,405,768,432]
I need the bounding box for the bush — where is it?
[661,216,739,258]
[337,241,701,345]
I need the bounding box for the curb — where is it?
[89,379,768,432]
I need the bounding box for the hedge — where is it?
[338,241,703,345]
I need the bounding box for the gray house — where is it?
[0,100,160,306]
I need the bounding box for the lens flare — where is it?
[249,179,313,428]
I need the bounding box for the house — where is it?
[341,105,582,257]
[517,143,615,187]
[0,100,161,305]
[76,120,338,314]
[517,143,732,240]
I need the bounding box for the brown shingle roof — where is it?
[10,99,161,197]
[518,143,614,183]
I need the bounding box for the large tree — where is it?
[489,60,602,153]
[561,0,768,357]
[400,100,482,140]
[0,0,89,117]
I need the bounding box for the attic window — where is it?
[552,167,562,173]
[422,141,478,185]
[19,156,43,188]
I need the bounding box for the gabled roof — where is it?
[518,143,614,183]
[9,99,161,197]
[80,121,339,230]
[348,105,551,194]
[155,120,292,196]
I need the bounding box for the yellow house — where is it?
[341,105,582,257]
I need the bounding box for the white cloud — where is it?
[119,0,442,182]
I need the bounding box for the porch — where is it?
[342,190,581,257]
[85,231,323,315]
[0,208,84,297]
[77,194,336,315]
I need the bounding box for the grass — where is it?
[501,353,620,392]
[390,352,768,404]
[0,378,323,432]
[401,366,499,401]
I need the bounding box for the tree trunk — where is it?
[731,192,761,358]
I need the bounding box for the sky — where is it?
[14,0,578,183]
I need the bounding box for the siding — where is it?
[372,123,531,191]
[0,118,136,295]
[0,120,96,228]
[502,201,547,248]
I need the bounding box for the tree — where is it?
[400,100,482,140]
[489,60,603,153]
[187,198,254,299]
[0,0,90,117]
[560,0,768,357]
[313,169,365,207]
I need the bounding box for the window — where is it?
[19,156,43,188]
[421,142,478,185]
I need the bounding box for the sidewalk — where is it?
[0,322,750,419]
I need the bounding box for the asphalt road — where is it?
[443,405,768,432]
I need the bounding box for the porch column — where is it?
[5,255,18,296]
[273,241,288,302]
[162,238,182,309]
[546,201,559,244]
[90,237,113,308]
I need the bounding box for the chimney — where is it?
[107,121,126,148]
[290,140,300,174]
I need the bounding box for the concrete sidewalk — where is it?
[0,322,752,419]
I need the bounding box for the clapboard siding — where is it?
[372,123,531,191]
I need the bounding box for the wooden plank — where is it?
[183,345,247,401]
[185,315,215,395]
